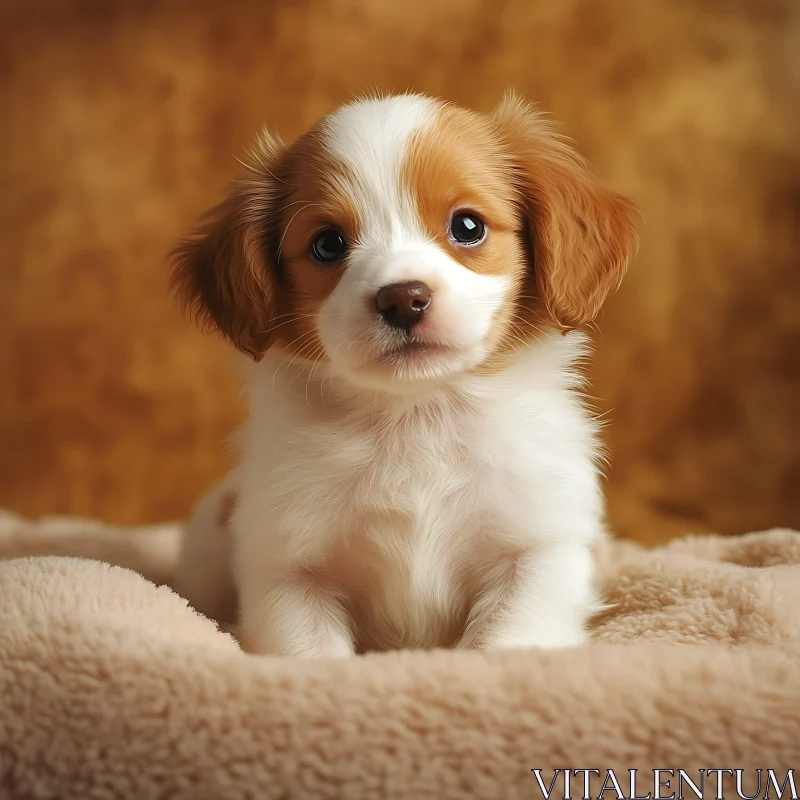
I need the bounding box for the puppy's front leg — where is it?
[459,541,598,651]
[237,571,355,659]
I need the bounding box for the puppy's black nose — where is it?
[376,281,432,330]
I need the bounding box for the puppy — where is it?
[171,92,638,657]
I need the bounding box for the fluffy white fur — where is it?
[173,94,627,658]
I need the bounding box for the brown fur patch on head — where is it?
[170,130,287,361]
[170,123,357,364]
[490,92,640,332]
[403,104,522,276]
[402,103,534,360]
[267,124,358,362]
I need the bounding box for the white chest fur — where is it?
[231,332,604,656]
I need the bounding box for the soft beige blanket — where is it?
[1,509,799,799]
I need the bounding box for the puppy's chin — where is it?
[340,346,494,395]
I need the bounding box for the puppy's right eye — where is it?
[312,230,347,263]
[449,212,486,245]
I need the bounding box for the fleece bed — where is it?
[0,509,799,799]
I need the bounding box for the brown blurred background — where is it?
[1,0,798,545]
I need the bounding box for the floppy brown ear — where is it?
[170,130,286,360]
[491,93,639,330]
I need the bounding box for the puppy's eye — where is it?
[312,229,347,263]
[450,213,486,245]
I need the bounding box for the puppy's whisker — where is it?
[276,203,321,262]
[304,346,328,405]
[260,313,318,336]
[287,343,324,392]
[273,330,320,387]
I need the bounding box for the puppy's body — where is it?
[230,335,600,655]
[172,93,637,658]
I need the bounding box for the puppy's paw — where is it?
[236,624,356,659]
[458,621,589,652]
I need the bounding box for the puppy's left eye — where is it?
[450,212,486,245]
[312,229,348,263]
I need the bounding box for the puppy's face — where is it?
[172,94,638,392]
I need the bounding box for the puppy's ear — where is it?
[491,93,639,330]
[170,130,287,361]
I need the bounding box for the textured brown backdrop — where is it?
[1,0,798,544]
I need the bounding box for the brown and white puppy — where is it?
[171,92,638,657]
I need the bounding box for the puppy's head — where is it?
[172,93,638,391]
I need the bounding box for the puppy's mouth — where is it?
[378,335,461,368]
[388,339,441,355]
[325,327,485,391]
